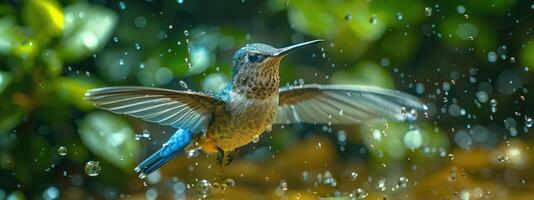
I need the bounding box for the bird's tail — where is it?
[134,129,193,179]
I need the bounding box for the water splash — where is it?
[84,161,101,176]
[57,146,67,156]
[424,7,433,16]
[196,179,211,198]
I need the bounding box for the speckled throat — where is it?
[232,58,281,99]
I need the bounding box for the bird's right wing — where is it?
[274,84,427,124]
[85,87,225,133]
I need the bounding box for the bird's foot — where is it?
[215,147,239,166]
[216,147,224,167]
[225,149,239,166]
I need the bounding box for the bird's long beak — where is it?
[273,39,323,57]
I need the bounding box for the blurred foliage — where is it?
[0,0,533,199]
[78,112,139,169]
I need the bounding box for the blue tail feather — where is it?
[135,129,193,179]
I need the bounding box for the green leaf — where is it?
[57,3,118,62]
[438,17,495,54]
[331,61,394,88]
[0,17,37,60]
[287,0,340,38]
[521,38,534,69]
[0,105,24,135]
[78,112,140,169]
[0,71,10,94]
[341,1,387,41]
[287,0,387,41]
[22,0,64,39]
[0,17,19,55]
[54,77,100,111]
[370,0,425,27]
[40,49,63,76]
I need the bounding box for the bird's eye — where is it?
[247,53,264,63]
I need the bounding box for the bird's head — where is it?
[231,40,323,77]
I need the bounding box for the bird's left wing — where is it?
[85,87,225,133]
[274,84,427,124]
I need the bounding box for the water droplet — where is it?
[183,30,190,37]
[84,71,91,77]
[322,171,337,186]
[406,108,418,121]
[252,135,260,143]
[155,67,173,84]
[211,182,220,189]
[497,155,506,162]
[57,146,67,156]
[196,179,211,198]
[42,186,59,200]
[377,178,386,191]
[487,51,498,63]
[350,172,358,181]
[398,177,409,188]
[134,16,147,28]
[337,130,347,144]
[223,178,236,187]
[302,171,309,181]
[353,188,368,199]
[396,12,404,20]
[526,117,533,128]
[265,125,272,132]
[220,183,228,191]
[179,80,188,89]
[84,161,101,176]
[145,187,158,200]
[400,107,407,117]
[279,180,288,191]
[344,13,352,21]
[456,5,466,14]
[177,0,184,4]
[404,128,423,149]
[476,91,488,103]
[135,131,152,141]
[448,153,455,160]
[490,99,497,113]
[424,7,433,16]
[119,1,126,10]
[369,15,377,24]
[186,148,200,158]
[372,129,382,141]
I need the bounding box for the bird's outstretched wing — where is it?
[85,87,225,133]
[274,84,427,124]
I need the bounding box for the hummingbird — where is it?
[85,39,426,179]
